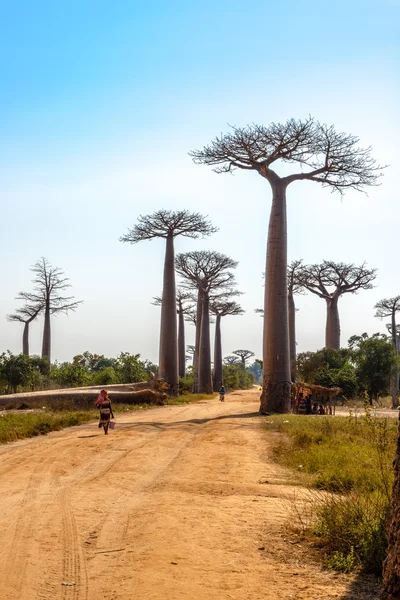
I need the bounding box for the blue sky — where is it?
[1,0,399,363]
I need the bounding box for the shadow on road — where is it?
[340,571,381,599]
[112,411,261,430]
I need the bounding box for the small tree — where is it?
[349,333,397,403]
[298,261,377,349]
[7,303,43,355]
[210,300,244,391]
[18,258,82,367]
[121,210,216,395]
[232,349,255,367]
[191,118,383,413]
[176,251,238,393]
[375,296,400,408]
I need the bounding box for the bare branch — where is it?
[120,209,218,243]
[374,296,400,319]
[298,261,377,300]
[190,118,385,194]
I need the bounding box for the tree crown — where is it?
[17,257,82,314]
[297,260,377,300]
[120,209,218,243]
[209,300,244,318]
[374,296,400,319]
[190,118,384,193]
[176,250,239,294]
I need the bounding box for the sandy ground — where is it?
[0,388,380,600]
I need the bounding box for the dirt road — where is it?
[0,388,378,599]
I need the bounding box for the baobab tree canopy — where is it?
[191,118,383,413]
[120,209,217,242]
[190,118,384,191]
[232,349,255,365]
[298,261,377,349]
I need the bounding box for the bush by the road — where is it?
[266,411,397,574]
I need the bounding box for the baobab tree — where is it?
[257,259,304,377]
[121,210,217,395]
[176,250,238,393]
[153,288,192,379]
[298,261,377,349]
[18,258,82,367]
[381,436,400,599]
[224,355,240,365]
[7,303,43,355]
[191,118,383,413]
[375,296,400,408]
[232,349,254,367]
[186,344,196,366]
[210,300,244,391]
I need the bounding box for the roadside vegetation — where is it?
[266,411,397,575]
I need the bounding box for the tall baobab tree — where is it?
[298,261,377,349]
[121,210,217,395]
[232,349,254,367]
[375,296,400,408]
[190,118,384,413]
[18,258,82,366]
[176,250,238,393]
[257,259,304,377]
[210,300,244,391]
[153,288,192,379]
[382,434,400,599]
[287,260,305,368]
[7,303,43,355]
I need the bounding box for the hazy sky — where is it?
[1,0,399,364]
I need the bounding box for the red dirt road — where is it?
[0,388,378,599]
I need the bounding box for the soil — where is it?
[0,388,381,599]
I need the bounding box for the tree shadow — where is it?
[340,571,381,599]
[114,411,261,430]
[77,434,98,439]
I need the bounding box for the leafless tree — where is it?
[375,296,400,408]
[191,118,384,413]
[186,344,196,367]
[17,258,82,366]
[176,250,238,393]
[7,303,43,355]
[232,349,254,367]
[223,355,240,365]
[121,210,217,395]
[210,300,244,391]
[298,261,377,349]
[152,287,192,378]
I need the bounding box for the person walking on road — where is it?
[97,390,114,434]
[219,386,226,402]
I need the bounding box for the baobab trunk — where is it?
[41,305,51,372]
[159,234,179,395]
[22,322,30,356]
[381,424,400,600]
[193,288,203,393]
[390,313,399,409]
[213,314,223,391]
[198,291,212,394]
[178,301,186,379]
[260,180,291,414]
[288,292,296,378]
[325,297,340,349]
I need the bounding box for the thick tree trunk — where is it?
[325,297,341,349]
[213,314,223,391]
[22,322,29,356]
[178,302,186,379]
[159,234,179,395]
[288,292,296,378]
[193,288,203,393]
[390,313,399,409]
[381,418,400,600]
[198,291,212,394]
[260,179,291,414]
[41,305,51,367]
